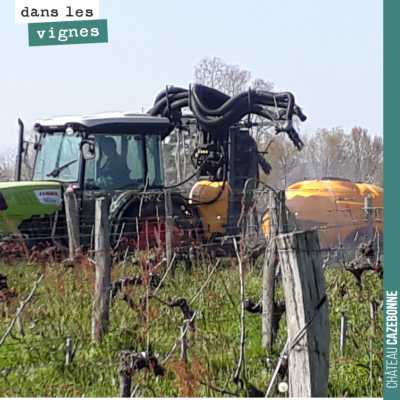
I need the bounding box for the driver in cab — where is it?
[98,137,130,189]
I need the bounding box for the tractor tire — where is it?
[115,200,194,254]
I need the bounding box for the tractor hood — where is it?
[0,181,62,236]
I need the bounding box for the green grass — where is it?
[0,258,383,397]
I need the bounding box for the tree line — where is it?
[259,125,383,189]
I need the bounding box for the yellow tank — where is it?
[189,180,229,238]
[262,179,383,247]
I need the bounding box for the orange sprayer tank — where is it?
[262,179,383,247]
[189,180,229,238]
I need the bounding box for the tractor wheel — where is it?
[115,201,193,253]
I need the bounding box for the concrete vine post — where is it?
[340,311,347,355]
[65,338,73,366]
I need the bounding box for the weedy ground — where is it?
[0,257,383,397]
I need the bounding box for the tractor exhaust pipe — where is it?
[15,118,24,182]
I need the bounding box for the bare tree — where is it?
[251,77,274,92]
[370,135,383,186]
[0,152,15,181]
[301,127,383,186]
[258,136,304,189]
[194,56,252,96]
[305,128,349,178]
[221,63,251,96]
[194,56,226,89]
[0,128,43,182]
[347,126,383,183]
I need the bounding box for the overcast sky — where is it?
[0,0,382,156]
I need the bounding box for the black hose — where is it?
[163,150,226,207]
[149,92,188,116]
[162,99,189,118]
[152,86,187,107]
[163,156,209,189]
[148,83,306,149]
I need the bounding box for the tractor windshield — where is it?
[34,132,81,182]
[84,134,164,191]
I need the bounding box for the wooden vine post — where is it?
[180,324,188,362]
[92,197,111,342]
[276,230,330,398]
[262,190,287,349]
[64,188,80,258]
[277,190,288,235]
[119,351,133,397]
[164,189,174,275]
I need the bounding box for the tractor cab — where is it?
[1,113,177,249]
[30,112,174,192]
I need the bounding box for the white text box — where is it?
[15,0,99,24]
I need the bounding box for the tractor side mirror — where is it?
[81,140,95,160]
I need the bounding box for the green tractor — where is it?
[0,84,306,255]
[0,114,192,251]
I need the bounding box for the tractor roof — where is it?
[34,112,175,137]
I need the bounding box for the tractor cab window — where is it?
[34,132,81,182]
[84,133,164,191]
[84,134,146,190]
[146,135,164,187]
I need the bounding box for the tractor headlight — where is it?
[65,127,74,136]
